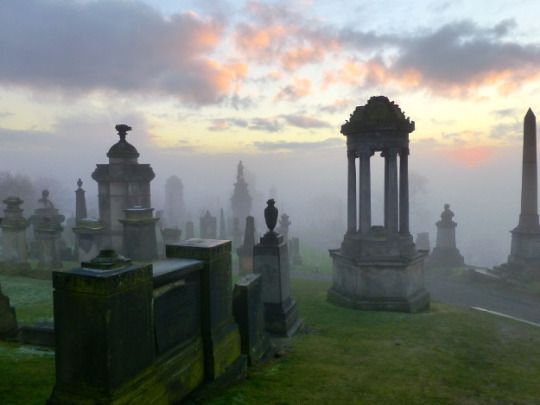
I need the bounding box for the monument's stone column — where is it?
[75,179,87,222]
[119,207,159,261]
[253,199,302,336]
[347,151,357,233]
[359,150,372,234]
[1,197,30,269]
[427,204,464,267]
[399,148,410,235]
[329,96,429,312]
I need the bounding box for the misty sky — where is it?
[1,0,540,267]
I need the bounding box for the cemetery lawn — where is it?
[2,276,540,404]
[204,279,540,404]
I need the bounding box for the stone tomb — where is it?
[328,96,429,312]
[49,242,247,404]
[1,196,30,270]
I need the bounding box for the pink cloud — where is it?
[275,77,312,101]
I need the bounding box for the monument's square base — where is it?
[264,297,302,337]
[328,250,430,313]
[427,247,465,268]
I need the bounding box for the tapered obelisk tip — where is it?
[526,108,535,119]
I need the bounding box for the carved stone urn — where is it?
[264,199,278,233]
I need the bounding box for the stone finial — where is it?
[115,124,132,142]
[264,199,278,232]
[77,178,83,189]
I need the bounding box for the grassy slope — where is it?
[203,279,540,404]
[1,275,540,404]
[0,275,53,324]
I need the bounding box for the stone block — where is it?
[0,287,17,339]
[253,237,302,337]
[166,239,245,381]
[233,274,272,365]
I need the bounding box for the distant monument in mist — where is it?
[427,204,464,267]
[230,161,252,233]
[495,109,540,280]
[328,96,430,312]
[164,175,186,229]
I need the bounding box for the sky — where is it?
[1,0,540,266]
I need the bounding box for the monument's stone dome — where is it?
[107,124,140,160]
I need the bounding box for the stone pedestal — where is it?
[329,250,430,312]
[254,232,302,337]
[119,207,158,261]
[233,273,272,365]
[72,219,107,262]
[166,239,245,381]
[415,232,430,252]
[48,251,155,404]
[428,204,464,268]
[1,197,30,270]
[0,284,17,338]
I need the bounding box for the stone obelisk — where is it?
[517,109,540,232]
[502,108,540,278]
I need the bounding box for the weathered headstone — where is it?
[254,199,302,337]
[75,178,87,221]
[328,96,429,312]
[161,227,182,245]
[428,204,464,267]
[1,196,30,269]
[199,210,217,239]
[289,237,303,266]
[237,216,255,275]
[415,232,431,253]
[31,190,65,270]
[119,206,159,261]
[233,273,272,365]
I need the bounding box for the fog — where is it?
[0,122,524,268]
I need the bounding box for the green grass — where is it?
[0,275,52,324]
[293,245,332,273]
[201,279,540,404]
[2,274,540,404]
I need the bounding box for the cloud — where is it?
[208,118,249,131]
[319,99,353,114]
[0,127,60,148]
[282,114,331,129]
[275,78,311,101]
[249,118,282,132]
[253,137,342,152]
[0,0,246,104]
[490,122,521,139]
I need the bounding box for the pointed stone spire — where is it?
[517,108,540,231]
[219,208,227,239]
[75,178,87,222]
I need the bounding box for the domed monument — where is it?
[328,96,430,312]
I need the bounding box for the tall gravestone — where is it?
[496,109,540,280]
[200,211,217,239]
[428,204,464,267]
[185,221,195,240]
[119,207,159,261]
[92,124,155,251]
[219,208,227,240]
[253,200,302,336]
[164,175,186,229]
[289,237,303,266]
[277,213,291,242]
[231,161,252,235]
[31,190,65,270]
[1,196,30,269]
[232,217,242,248]
[237,216,256,275]
[415,232,431,253]
[328,96,429,312]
